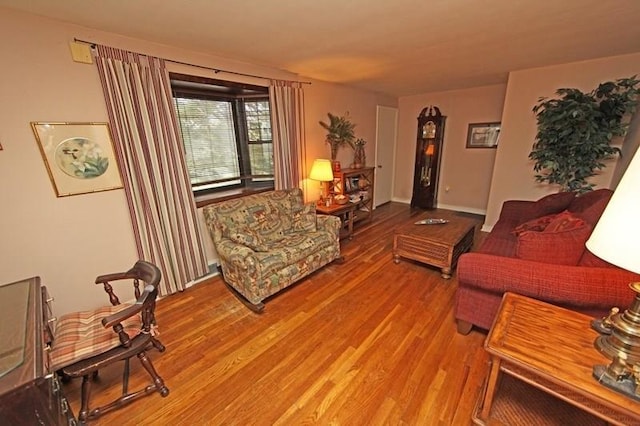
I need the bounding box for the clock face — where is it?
[423,121,436,139]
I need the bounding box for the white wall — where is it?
[396,84,507,214]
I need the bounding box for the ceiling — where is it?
[3,0,640,96]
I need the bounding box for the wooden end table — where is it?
[475,292,640,425]
[316,202,356,240]
[392,214,475,278]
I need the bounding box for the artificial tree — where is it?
[319,112,356,162]
[529,76,640,193]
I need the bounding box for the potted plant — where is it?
[529,76,639,193]
[352,138,366,168]
[319,112,356,170]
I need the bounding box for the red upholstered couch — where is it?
[455,189,640,334]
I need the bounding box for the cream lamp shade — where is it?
[586,148,640,274]
[309,159,334,182]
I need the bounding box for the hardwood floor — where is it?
[63,202,491,425]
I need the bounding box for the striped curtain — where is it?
[269,81,306,189]
[94,45,208,295]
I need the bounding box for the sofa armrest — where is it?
[458,253,638,309]
[317,215,341,237]
[215,238,259,271]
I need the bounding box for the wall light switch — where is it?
[69,41,93,64]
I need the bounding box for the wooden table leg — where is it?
[479,357,501,422]
[346,208,354,239]
[441,267,452,279]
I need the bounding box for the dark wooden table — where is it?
[392,214,475,278]
[316,202,357,240]
[475,292,640,425]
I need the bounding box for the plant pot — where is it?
[331,160,341,172]
[353,145,366,169]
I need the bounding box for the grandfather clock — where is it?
[411,105,446,209]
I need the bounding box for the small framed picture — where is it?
[466,122,501,148]
[31,122,123,197]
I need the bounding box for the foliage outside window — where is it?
[171,74,274,194]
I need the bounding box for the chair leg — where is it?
[78,374,93,423]
[122,358,130,395]
[151,336,166,352]
[138,351,169,397]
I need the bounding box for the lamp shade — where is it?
[586,149,640,274]
[309,159,334,182]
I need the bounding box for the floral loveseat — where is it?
[455,189,640,334]
[203,188,341,311]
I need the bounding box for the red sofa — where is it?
[455,189,640,334]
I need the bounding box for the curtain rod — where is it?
[73,37,311,85]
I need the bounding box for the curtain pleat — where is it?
[94,45,208,295]
[269,81,306,189]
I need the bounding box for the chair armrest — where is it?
[317,215,341,236]
[101,284,154,329]
[458,253,639,309]
[94,272,126,283]
[102,303,142,329]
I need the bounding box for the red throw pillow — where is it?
[544,210,586,232]
[512,213,558,236]
[516,225,591,265]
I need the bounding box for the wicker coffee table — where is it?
[392,214,475,278]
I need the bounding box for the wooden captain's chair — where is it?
[49,260,169,423]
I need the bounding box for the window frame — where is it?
[170,73,275,197]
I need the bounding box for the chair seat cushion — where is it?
[50,303,139,371]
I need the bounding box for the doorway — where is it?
[374,106,397,206]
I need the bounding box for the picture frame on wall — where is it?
[466,122,501,148]
[31,122,123,197]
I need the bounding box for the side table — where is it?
[316,202,356,240]
[474,292,640,425]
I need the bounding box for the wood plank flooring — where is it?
[63,202,490,425]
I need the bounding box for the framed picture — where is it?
[31,122,123,197]
[466,122,501,148]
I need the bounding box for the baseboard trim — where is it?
[436,203,486,216]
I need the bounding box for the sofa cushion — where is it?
[516,224,591,265]
[288,202,317,233]
[528,192,576,218]
[229,228,270,252]
[579,249,617,268]
[569,189,613,226]
[567,189,612,214]
[255,231,336,277]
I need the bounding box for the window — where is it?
[170,73,274,194]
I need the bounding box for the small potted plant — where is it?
[352,138,366,168]
[319,112,356,171]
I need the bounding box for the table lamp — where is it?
[309,159,334,205]
[586,148,640,400]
